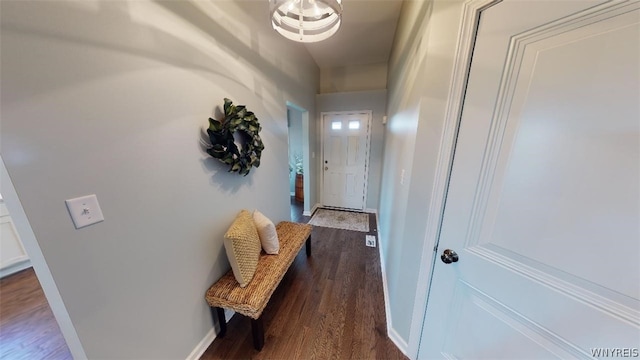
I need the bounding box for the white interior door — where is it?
[420,1,640,358]
[322,112,370,210]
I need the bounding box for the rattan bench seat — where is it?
[204,221,312,350]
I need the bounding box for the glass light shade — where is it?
[270,0,343,43]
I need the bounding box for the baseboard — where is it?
[380,250,410,358]
[185,310,235,360]
[376,213,390,326]
[0,259,32,279]
[290,192,295,196]
[317,205,371,214]
[185,328,216,360]
[388,327,410,358]
[302,203,320,217]
[378,238,392,336]
[376,223,393,349]
[377,215,410,358]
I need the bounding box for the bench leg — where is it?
[215,307,227,338]
[251,317,264,351]
[306,235,311,257]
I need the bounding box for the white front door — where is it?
[322,112,371,210]
[420,1,640,358]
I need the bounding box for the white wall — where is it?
[316,90,387,210]
[379,0,471,350]
[0,1,318,358]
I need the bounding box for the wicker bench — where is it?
[205,221,313,351]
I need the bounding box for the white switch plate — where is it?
[65,194,104,229]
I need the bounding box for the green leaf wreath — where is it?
[206,98,264,176]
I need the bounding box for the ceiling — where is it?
[303,0,404,68]
[235,0,404,69]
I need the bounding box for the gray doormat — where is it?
[308,209,370,232]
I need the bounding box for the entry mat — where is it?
[308,209,370,232]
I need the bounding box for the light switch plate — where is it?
[65,194,104,229]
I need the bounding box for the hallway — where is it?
[201,208,403,359]
[0,202,394,359]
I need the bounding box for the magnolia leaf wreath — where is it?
[205,98,264,176]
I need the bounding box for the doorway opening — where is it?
[286,102,310,222]
[0,156,85,359]
[320,111,371,211]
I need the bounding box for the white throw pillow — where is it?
[253,210,279,254]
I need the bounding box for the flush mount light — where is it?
[270,0,343,43]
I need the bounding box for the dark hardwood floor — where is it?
[0,268,72,360]
[201,200,403,359]
[290,196,310,223]
[0,201,399,360]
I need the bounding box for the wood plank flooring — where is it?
[0,268,72,360]
[0,202,403,360]
[290,196,310,224]
[200,206,405,359]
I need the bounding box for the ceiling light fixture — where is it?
[270,0,343,43]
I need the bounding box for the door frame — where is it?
[407,0,501,358]
[0,156,87,359]
[286,101,311,215]
[319,110,372,211]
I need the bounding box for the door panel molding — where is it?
[442,280,590,359]
[470,245,640,326]
[463,0,640,251]
[417,0,639,358]
[409,1,640,356]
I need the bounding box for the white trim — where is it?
[407,0,501,359]
[303,202,321,217]
[319,111,372,211]
[301,110,311,214]
[286,101,311,215]
[185,328,216,360]
[364,208,377,214]
[318,205,369,213]
[389,327,410,357]
[1,156,88,359]
[1,253,29,269]
[290,192,295,196]
[377,212,408,356]
[0,259,32,279]
[185,310,235,360]
[377,216,391,330]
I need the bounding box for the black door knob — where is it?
[440,249,459,264]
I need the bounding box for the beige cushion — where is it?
[253,210,280,254]
[223,210,261,287]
